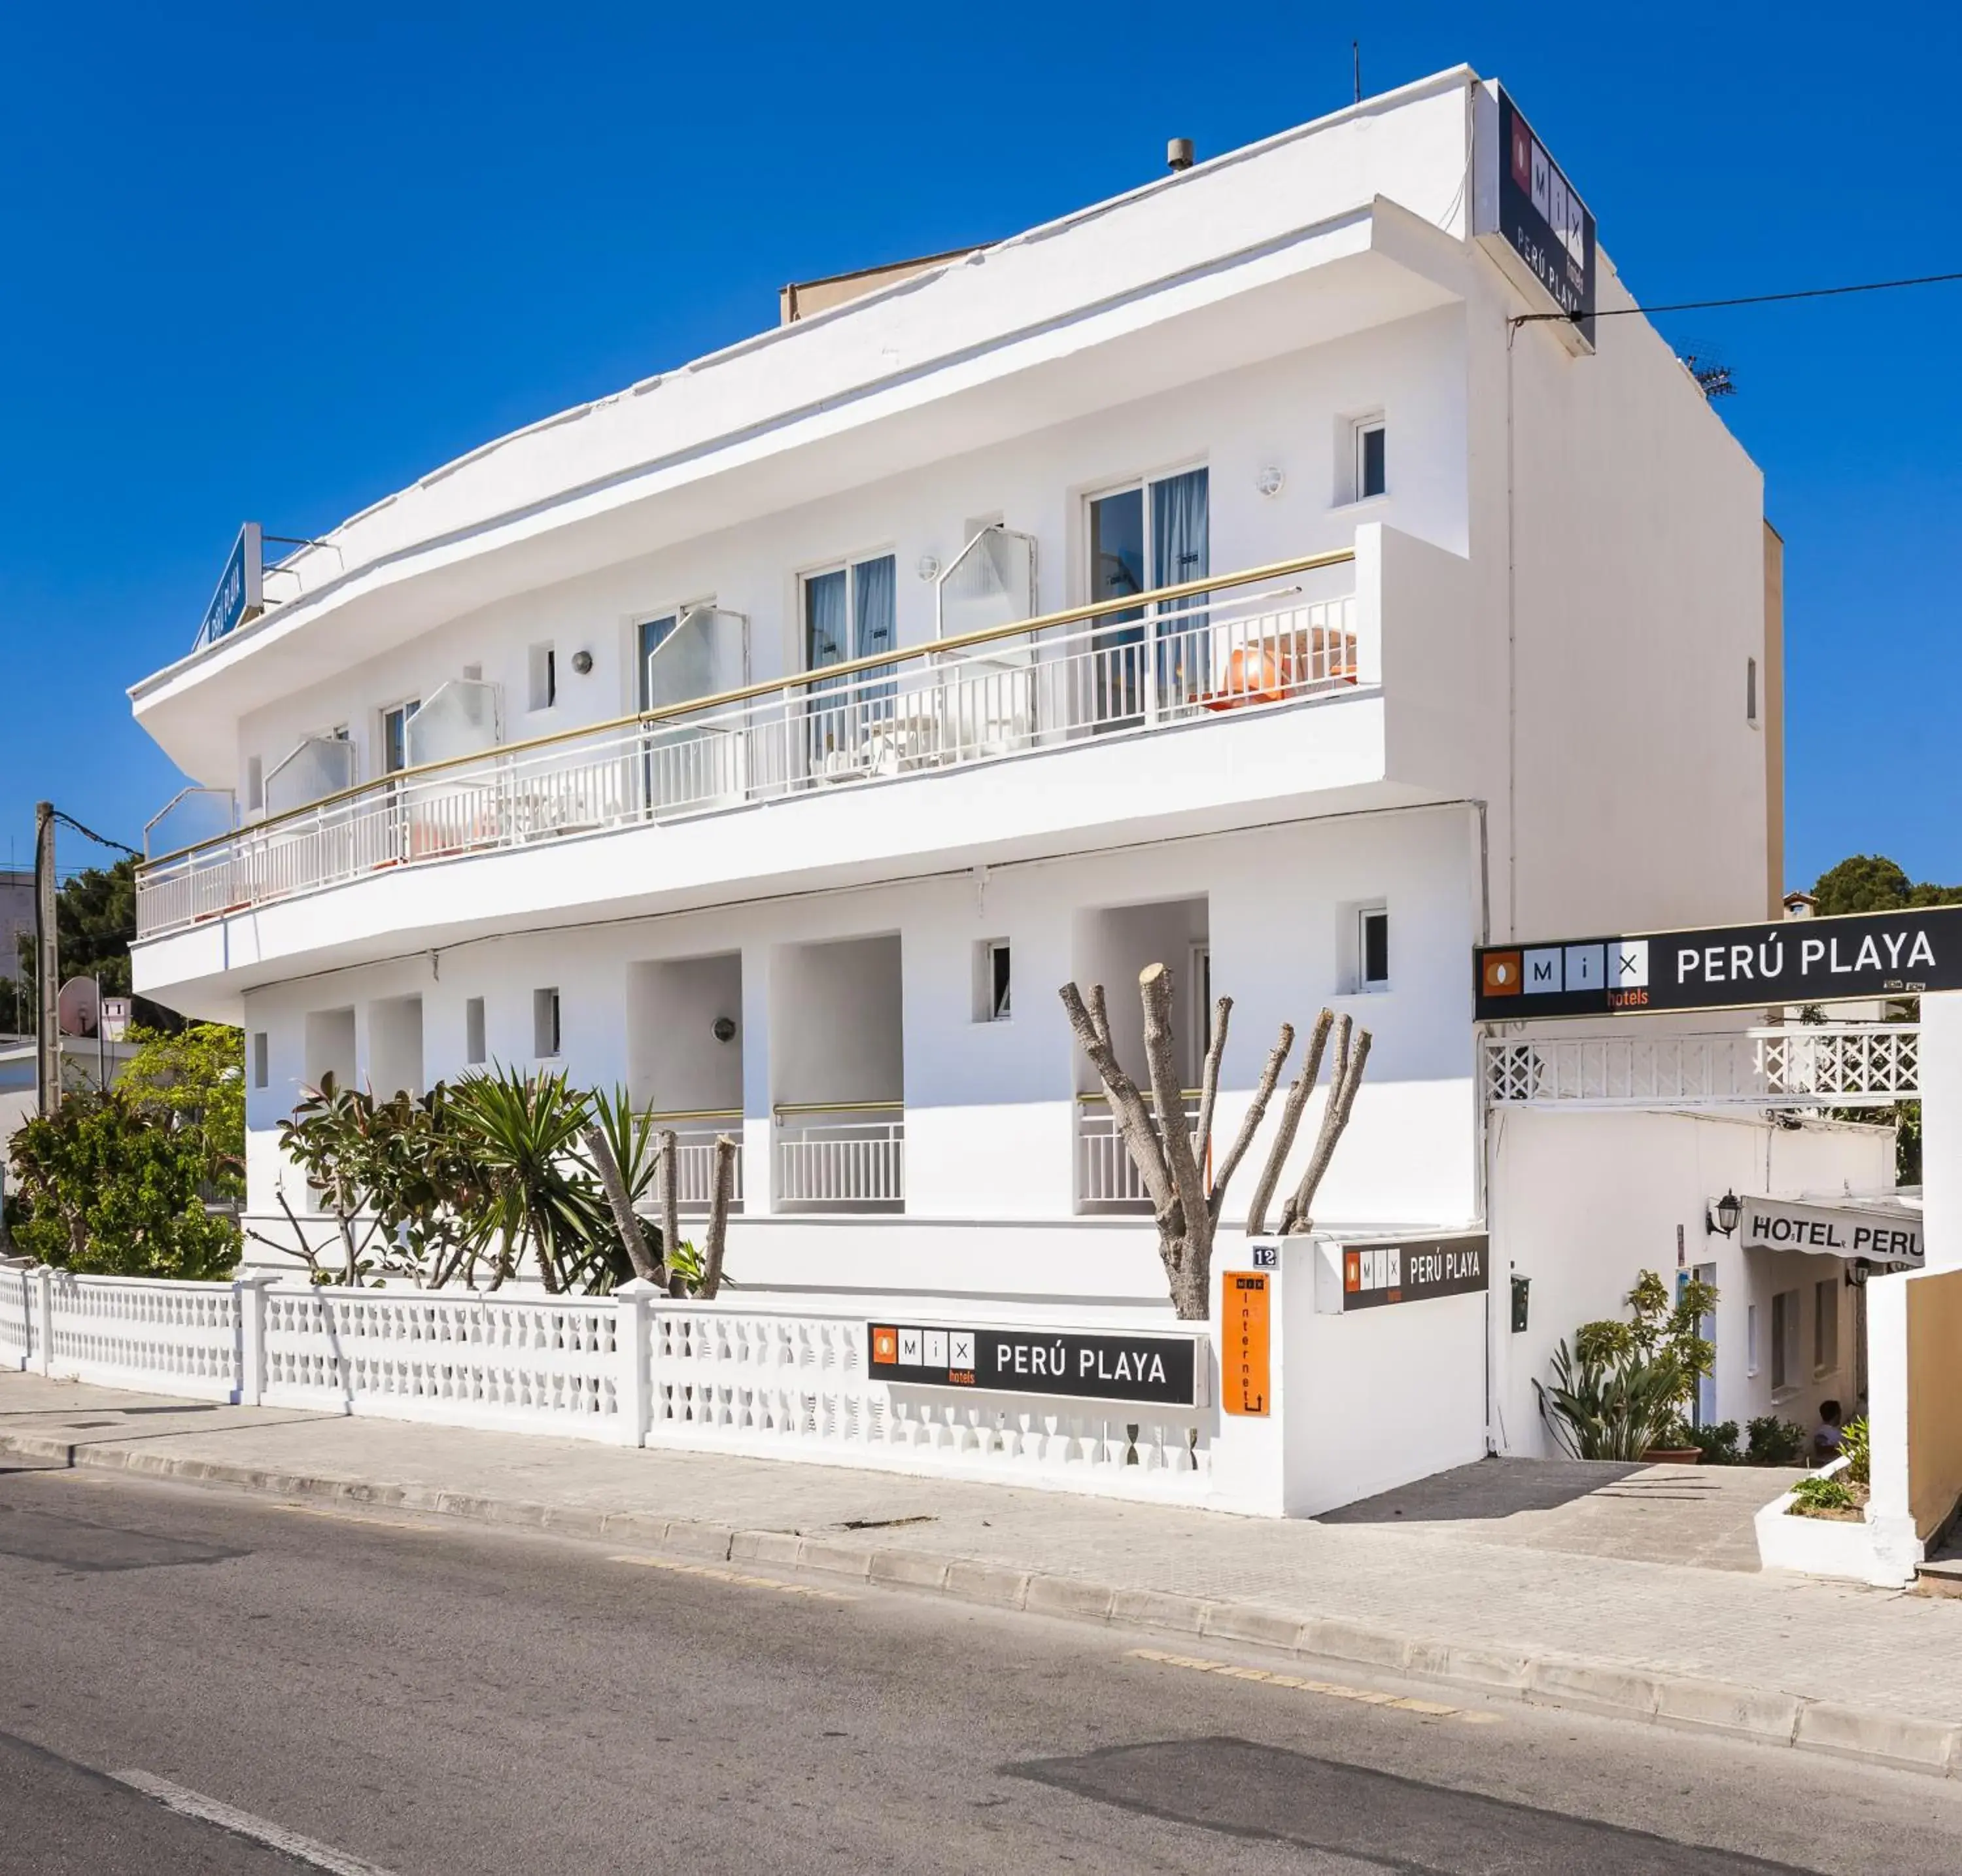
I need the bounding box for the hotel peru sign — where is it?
[1739,1197,1923,1270]
[1475,905,1962,1023]
[1473,82,1596,351]
[868,1322,1203,1409]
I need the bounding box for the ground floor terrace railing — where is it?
[0,1266,1214,1503]
[1482,1025,1920,1109]
[644,1111,746,1213]
[1076,1091,1205,1213]
[135,549,1359,937]
[774,1102,904,1213]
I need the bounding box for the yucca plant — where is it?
[1536,1270,1718,1461]
[448,1068,608,1292]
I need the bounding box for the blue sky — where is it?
[1,4,1956,890]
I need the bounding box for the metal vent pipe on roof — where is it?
[1167,137,1194,173]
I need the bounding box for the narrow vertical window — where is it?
[381,700,420,775]
[250,1032,269,1090]
[1746,655,1759,725]
[528,644,557,713]
[1360,907,1390,989]
[1746,1302,1760,1377]
[1356,419,1386,499]
[990,941,1012,1020]
[465,997,487,1067]
[533,987,561,1059]
[244,756,264,814]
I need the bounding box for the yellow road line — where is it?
[609,1554,856,1601]
[1128,1648,1500,1723]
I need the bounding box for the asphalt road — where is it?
[1,1464,1959,1875]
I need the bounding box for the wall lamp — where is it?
[712,1016,737,1043]
[1706,1189,1741,1238]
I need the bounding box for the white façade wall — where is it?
[1490,1107,1893,1457]
[1462,252,1772,942]
[237,804,1482,1300]
[228,309,1468,804]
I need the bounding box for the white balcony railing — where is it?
[1076,1092,1206,1213]
[775,1103,904,1213]
[135,549,1360,939]
[644,1112,746,1213]
[1482,1025,1920,1110]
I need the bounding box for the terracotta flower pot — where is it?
[1642,1447,1702,1465]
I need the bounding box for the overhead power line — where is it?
[1514,267,1962,326]
[49,811,141,861]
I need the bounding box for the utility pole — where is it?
[34,800,58,1116]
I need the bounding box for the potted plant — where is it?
[1536,1270,1719,1463]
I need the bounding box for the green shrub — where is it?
[1840,1417,1871,1487]
[1789,1474,1858,1516]
[1746,1416,1807,1465]
[1683,1420,1742,1465]
[1536,1270,1719,1461]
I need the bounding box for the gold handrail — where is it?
[1076,1088,1204,1105]
[642,1107,743,1124]
[772,1100,904,1119]
[143,544,1357,869]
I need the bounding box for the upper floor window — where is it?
[381,699,420,776]
[804,557,897,675]
[638,615,678,710]
[528,644,557,713]
[1086,468,1210,721]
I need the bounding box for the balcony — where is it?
[774,1103,905,1213]
[644,1111,748,1214]
[135,547,1363,941]
[1076,1091,1205,1214]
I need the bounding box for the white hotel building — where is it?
[129,68,1893,1467]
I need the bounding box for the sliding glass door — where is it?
[1086,466,1209,732]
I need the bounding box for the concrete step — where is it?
[1914,1552,1962,1599]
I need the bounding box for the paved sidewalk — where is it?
[3,1369,1957,1777]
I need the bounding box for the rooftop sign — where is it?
[1473,83,1596,351]
[1475,905,1962,1022]
[196,522,263,648]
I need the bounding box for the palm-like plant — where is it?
[1536,1270,1719,1461]
[448,1068,606,1292]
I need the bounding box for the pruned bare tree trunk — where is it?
[1061,965,1372,1319]
[698,1136,738,1299]
[657,1128,681,1296]
[581,1122,664,1285]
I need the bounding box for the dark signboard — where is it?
[1475,84,1596,349]
[197,521,263,648]
[868,1321,1199,1408]
[1475,905,1962,1022]
[1337,1234,1489,1311]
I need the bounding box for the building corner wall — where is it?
[1763,519,1786,912]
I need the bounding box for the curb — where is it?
[7,1429,1957,1780]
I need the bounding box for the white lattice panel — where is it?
[262,1288,619,1439]
[1483,1026,1919,1110]
[42,1273,241,1400]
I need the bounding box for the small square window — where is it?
[465,997,487,1067]
[528,644,557,713]
[1356,420,1386,500]
[533,987,561,1059]
[250,1032,269,1090]
[973,939,1012,1022]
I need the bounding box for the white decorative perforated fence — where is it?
[259,1286,622,1440]
[0,1264,33,1371]
[37,1270,242,1400]
[5,1268,1218,1504]
[645,1303,1213,1500]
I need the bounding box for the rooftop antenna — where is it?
[1352,41,1361,104]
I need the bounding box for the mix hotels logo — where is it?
[1475,905,1962,1022]
[867,1321,1199,1406]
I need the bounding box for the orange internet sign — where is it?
[1224,1272,1271,1417]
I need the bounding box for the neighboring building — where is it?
[126,67,1871,1458]
[0,870,32,986]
